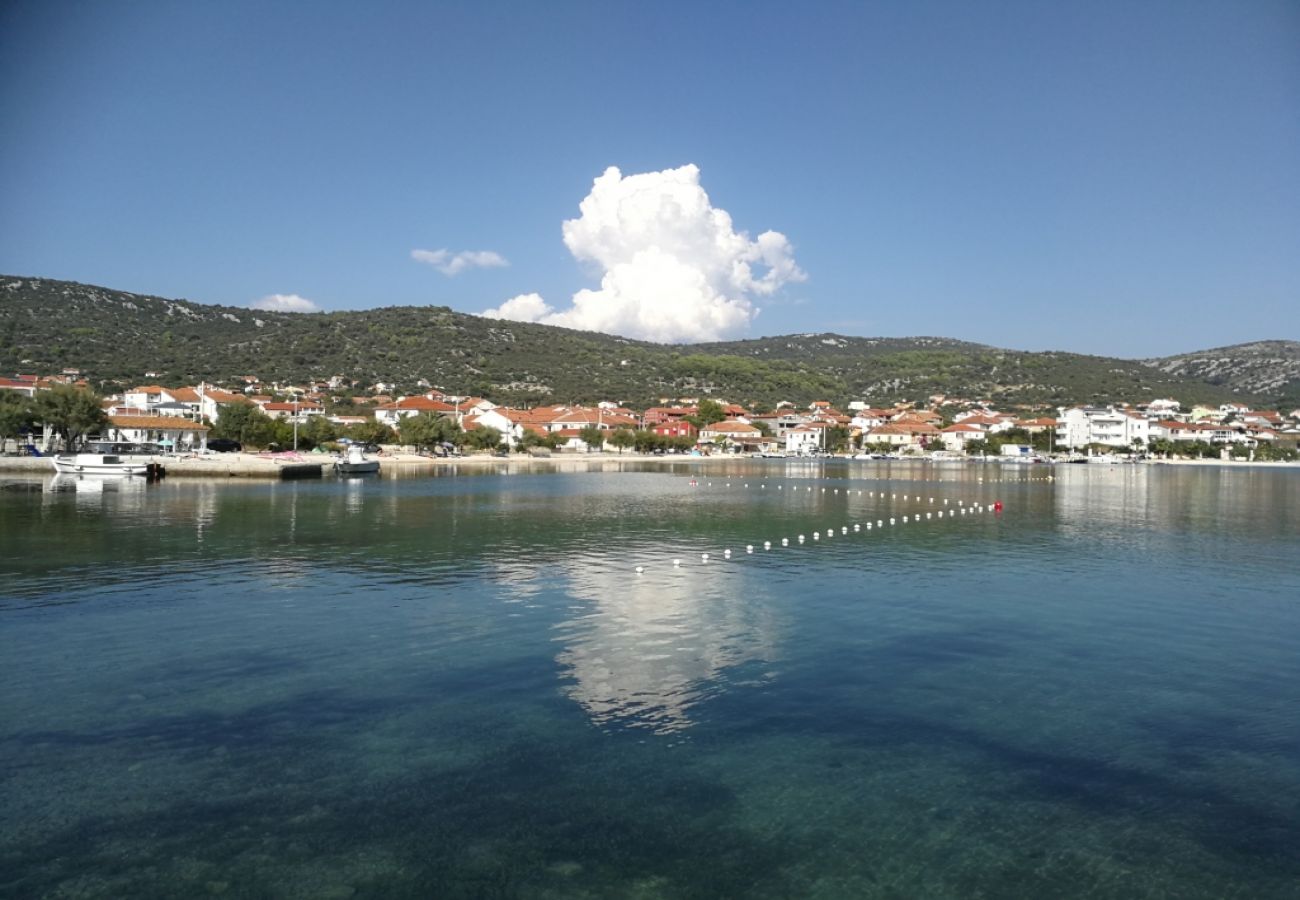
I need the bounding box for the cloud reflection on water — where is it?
[552,561,781,735]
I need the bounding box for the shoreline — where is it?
[2,451,1295,480]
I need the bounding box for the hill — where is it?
[0,275,1285,409]
[1144,341,1300,411]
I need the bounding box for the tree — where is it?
[0,391,37,448]
[464,425,503,451]
[826,425,851,453]
[608,428,635,454]
[347,420,395,446]
[578,425,605,452]
[400,413,461,452]
[686,399,726,429]
[34,384,108,450]
[300,415,339,449]
[211,402,276,448]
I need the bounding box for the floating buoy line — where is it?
[632,476,1007,574]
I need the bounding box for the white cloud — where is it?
[482,292,554,322]
[249,293,320,313]
[412,247,509,276]
[480,164,805,343]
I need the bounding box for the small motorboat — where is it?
[49,452,160,477]
[334,445,380,475]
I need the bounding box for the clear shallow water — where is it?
[1,461,1297,899]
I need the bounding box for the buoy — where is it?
[929,497,934,503]
[877,520,884,527]
[702,553,710,561]
[994,501,1003,512]
[866,522,872,530]
[673,558,682,567]
[926,512,931,519]
[746,544,754,553]
[781,538,789,546]
[889,518,895,525]
[841,526,848,534]
[798,534,805,542]
[853,524,860,532]
[724,549,732,557]
[635,566,645,574]
[763,541,771,550]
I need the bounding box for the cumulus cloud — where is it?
[412,247,509,276]
[250,293,320,313]
[480,164,805,343]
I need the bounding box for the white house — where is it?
[1056,407,1149,449]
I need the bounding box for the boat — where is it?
[334,445,380,475]
[50,452,153,476]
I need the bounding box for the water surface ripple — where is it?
[1,461,1297,898]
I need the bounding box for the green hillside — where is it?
[1,275,1284,409]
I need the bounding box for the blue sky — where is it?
[1,0,1296,357]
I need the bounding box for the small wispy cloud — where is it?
[250,293,320,313]
[411,248,510,276]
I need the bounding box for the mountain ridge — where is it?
[3,275,1295,409]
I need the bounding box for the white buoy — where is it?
[866,522,872,530]
[853,524,860,532]
[746,544,754,553]
[944,499,949,505]
[702,553,710,562]
[929,497,934,503]
[763,541,771,550]
[889,518,895,525]
[903,515,908,523]
[673,558,682,567]
[834,488,839,494]
[781,538,789,546]
[724,549,732,557]
[798,534,805,543]
[813,533,820,540]
[635,566,645,574]
[926,512,931,519]
[841,526,848,534]
[877,520,884,527]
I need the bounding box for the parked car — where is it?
[207,439,242,453]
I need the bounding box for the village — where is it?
[3,370,1298,462]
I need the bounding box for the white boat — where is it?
[50,452,151,476]
[334,445,380,475]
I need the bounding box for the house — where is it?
[785,424,827,455]
[262,400,325,421]
[939,423,986,452]
[103,414,211,451]
[1056,406,1149,449]
[651,421,697,439]
[698,420,761,448]
[374,396,457,427]
[865,422,941,452]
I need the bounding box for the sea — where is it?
[1,460,1297,899]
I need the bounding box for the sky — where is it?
[1,0,1296,358]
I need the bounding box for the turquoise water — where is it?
[1,461,1297,898]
